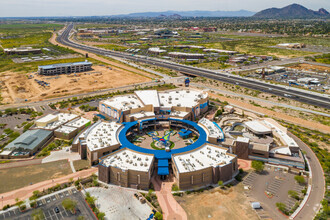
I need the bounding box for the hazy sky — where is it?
[0,0,329,17]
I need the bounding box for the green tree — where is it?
[31,208,45,220]
[288,190,299,200]
[294,175,306,184]
[62,198,77,213]
[251,160,264,172]
[93,116,98,122]
[218,180,224,188]
[276,202,286,212]
[97,212,105,220]
[154,211,163,220]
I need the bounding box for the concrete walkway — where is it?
[0,167,97,209]
[151,175,187,220]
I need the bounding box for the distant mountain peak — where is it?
[253,3,329,18]
[111,10,255,18]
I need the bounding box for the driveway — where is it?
[42,147,80,164]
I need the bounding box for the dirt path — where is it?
[151,175,187,220]
[0,167,97,208]
[208,93,330,134]
[49,32,157,79]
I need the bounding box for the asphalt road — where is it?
[57,24,330,109]
[289,132,325,220]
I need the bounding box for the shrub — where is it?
[172,184,179,191]
[235,175,242,182]
[154,211,163,220]
[294,175,306,184]
[288,190,300,200]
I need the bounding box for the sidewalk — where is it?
[151,176,187,220]
[0,167,97,209]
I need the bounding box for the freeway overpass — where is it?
[57,24,330,110]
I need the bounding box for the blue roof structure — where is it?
[118,118,208,160]
[157,159,169,175]
[158,159,169,167]
[158,167,170,175]
[38,61,92,70]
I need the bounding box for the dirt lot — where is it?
[175,184,258,220]
[0,159,72,193]
[289,63,330,72]
[0,65,150,103]
[73,159,90,171]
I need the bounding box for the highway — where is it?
[57,24,330,110]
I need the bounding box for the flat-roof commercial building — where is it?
[78,121,123,165]
[242,118,304,169]
[99,89,209,123]
[203,49,237,55]
[147,47,167,55]
[168,52,205,59]
[54,125,78,140]
[36,113,79,130]
[4,47,42,55]
[99,148,155,190]
[172,144,237,190]
[0,129,53,159]
[245,120,272,135]
[38,61,92,75]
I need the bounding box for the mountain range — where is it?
[253,4,329,18]
[112,10,255,18]
[110,4,329,19]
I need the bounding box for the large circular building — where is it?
[74,88,238,190]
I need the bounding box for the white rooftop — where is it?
[245,120,272,134]
[36,114,58,123]
[262,120,298,148]
[84,121,123,151]
[129,111,155,119]
[168,52,204,57]
[203,48,237,54]
[237,137,250,143]
[198,118,224,140]
[65,117,91,128]
[148,47,167,53]
[102,149,154,172]
[173,144,235,173]
[169,111,189,118]
[55,125,77,134]
[270,147,292,156]
[103,95,144,111]
[159,90,207,108]
[135,90,160,108]
[36,113,78,130]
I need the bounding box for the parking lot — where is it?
[0,188,97,220]
[243,165,306,220]
[85,186,152,220]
